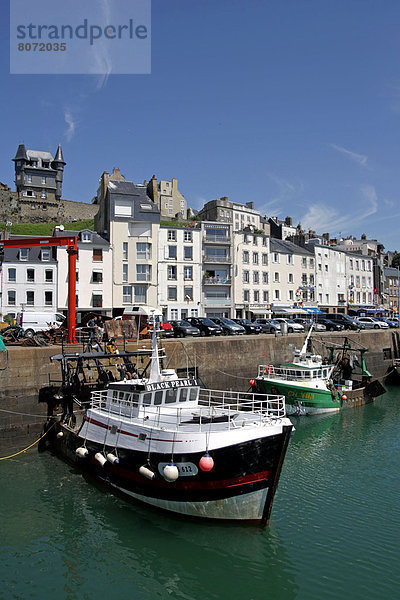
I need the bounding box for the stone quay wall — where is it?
[0,330,394,453]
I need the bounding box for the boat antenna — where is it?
[300,323,314,356]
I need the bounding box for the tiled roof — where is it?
[270,238,313,256]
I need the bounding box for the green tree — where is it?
[392,252,400,268]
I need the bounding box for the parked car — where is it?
[161,318,175,337]
[169,320,200,337]
[233,318,262,334]
[188,317,223,336]
[293,318,326,331]
[314,316,345,331]
[253,318,281,334]
[374,317,399,328]
[324,313,360,330]
[272,318,305,333]
[354,317,389,329]
[210,317,246,335]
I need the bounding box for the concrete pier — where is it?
[0,330,394,453]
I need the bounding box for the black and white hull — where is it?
[51,420,292,524]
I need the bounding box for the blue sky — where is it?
[1,0,400,250]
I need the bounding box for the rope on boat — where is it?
[0,421,57,461]
[0,407,50,418]
[213,368,251,380]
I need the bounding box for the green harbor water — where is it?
[1,388,400,600]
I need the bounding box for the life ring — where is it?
[266,364,272,375]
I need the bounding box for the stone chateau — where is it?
[0,144,98,224]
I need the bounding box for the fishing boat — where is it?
[253,326,386,416]
[43,324,293,526]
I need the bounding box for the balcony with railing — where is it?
[203,234,231,243]
[204,297,231,306]
[203,252,231,263]
[203,276,232,285]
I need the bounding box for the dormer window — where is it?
[30,160,38,167]
[81,232,92,243]
[20,248,29,261]
[41,249,50,261]
[42,161,50,168]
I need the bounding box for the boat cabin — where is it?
[100,377,200,418]
[258,359,334,382]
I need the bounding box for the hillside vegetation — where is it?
[0,219,95,236]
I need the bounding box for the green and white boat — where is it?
[254,327,385,415]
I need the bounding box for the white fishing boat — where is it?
[45,324,293,526]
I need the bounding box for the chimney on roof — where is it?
[361,233,367,240]
[322,232,330,241]
[147,176,158,205]
[285,216,292,226]
[246,201,254,209]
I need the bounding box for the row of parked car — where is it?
[162,313,399,338]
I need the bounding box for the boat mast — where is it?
[148,312,162,383]
[300,323,314,356]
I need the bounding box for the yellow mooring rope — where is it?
[0,421,56,461]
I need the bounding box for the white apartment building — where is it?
[345,253,374,308]
[310,244,346,312]
[0,238,57,318]
[201,222,233,318]
[233,230,270,318]
[94,171,161,312]
[55,229,112,320]
[158,226,202,320]
[270,239,315,314]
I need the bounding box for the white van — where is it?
[16,312,66,336]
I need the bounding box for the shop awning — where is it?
[303,307,322,314]
[272,307,308,314]
[250,308,270,315]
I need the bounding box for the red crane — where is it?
[0,235,78,343]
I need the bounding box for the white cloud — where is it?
[300,186,379,237]
[260,173,300,217]
[330,144,368,166]
[64,109,77,141]
[301,204,349,233]
[94,0,113,89]
[360,184,378,217]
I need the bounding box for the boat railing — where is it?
[89,388,286,431]
[257,364,323,381]
[197,388,285,418]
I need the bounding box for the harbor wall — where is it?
[0,330,394,453]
